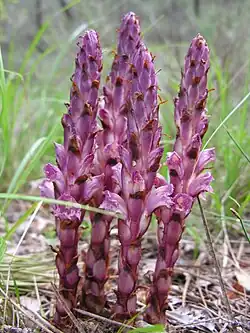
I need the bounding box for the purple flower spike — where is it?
[118,12,142,56]
[40,30,103,326]
[145,34,215,324]
[174,34,210,157]
[40,14,216,327]
[112,28,171,319]
[97,12,142,165]
[81,12,143,314]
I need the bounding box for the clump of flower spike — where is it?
[145,34,216,324]
[40,31,103,326]
[41,13,216,327]
[81,12,143,314]
[100,17,173,318]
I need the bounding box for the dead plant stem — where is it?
[197,196,234,321]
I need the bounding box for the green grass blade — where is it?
[7,137,46,195]
[9,124,59,196]
[13,278,21,304]
[0,237,7,264]
[0,51,25,179]
[0,48,6,86]
[57,0,80,15]
[230,208,250,243]
[0,193,122,218]
[1,69,24,82]
[19,21,50,75]
[127,325,164,333]
[223,126,250,163]
[203,91,250,149]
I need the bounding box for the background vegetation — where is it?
[1,0,250,225]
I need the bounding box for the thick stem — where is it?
[82,213,112,313]
[54,218,81,326]
[115,232,141,319]
[145,208,185,324]
[81,163,116,312]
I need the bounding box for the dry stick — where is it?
[33,275,45,318]
[74,308,135,330]
[221,183,242,270]
[197,285,208,308]
[181,273,191,307]
[51,283,86,333]
[197,196,234,321]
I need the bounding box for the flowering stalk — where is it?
[100,32,173,318]
[81,12,143,313]
[40,31,102,326]
[145,34,216,324]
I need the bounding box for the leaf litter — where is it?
[0,199,250,332]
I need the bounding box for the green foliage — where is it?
[0,236,6,264]
[206,56,250,216]
[231,208,250,244]
[127,324,164,333]
[0,193,122,218]
[0,251,55,294]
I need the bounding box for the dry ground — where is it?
[1,198,250,333]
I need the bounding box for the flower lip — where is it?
[100,191,127,219]
[54,193,82,222]
[188,172,214,198]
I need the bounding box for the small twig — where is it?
[197,285,208,308]
[221,184,242,270]
[236,238,244,262]
[74,308,134,329]
[29,310,63,333]
[33,276,42,313]
[51,283,86,333]
[197,196,234,321]
[182,273,191,307]
[223,125,250,163]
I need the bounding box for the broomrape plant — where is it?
[82,13,143,314]
[40,30,103,325]
[145,34,215,324]
[41,12,215,327]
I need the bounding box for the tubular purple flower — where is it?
[40,30,103,326]
[145,34,215,324]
